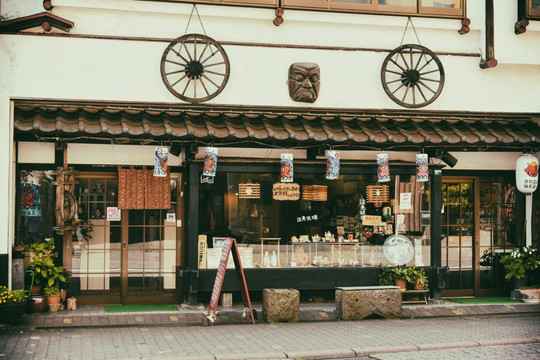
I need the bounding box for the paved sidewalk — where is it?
[11,299,540,329]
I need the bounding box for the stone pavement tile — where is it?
[477,337,539,346]
[353,344,419,356]
[286,348,356,360]
[215,352,287,359]
[416,340,480,351]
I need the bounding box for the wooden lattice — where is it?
[366,185,389,203]
[238,183,261,199]
[302,185,328,201]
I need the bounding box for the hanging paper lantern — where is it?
[281,153,294,182]
[377,153,390,182]
[516,153,539,193]
[154,146,169,177]
[326,150,340,180]
[203,147,218,177]
[416,153,429,182]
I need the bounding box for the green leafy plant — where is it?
[0,286,28,304]
[378,265,408,284]
[499,247,539,282]
[26,238,68,288]
[405,266,429,290]
[43,285,61,296]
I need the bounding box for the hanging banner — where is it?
[203,147,218,177]
[326,150,340,180]
[154,147,169,177]
[20,171,43,217]
[281,153,294,182]
[377,153,390,182]
[416,153,429,182]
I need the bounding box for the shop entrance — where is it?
[441,176,516,297]
[72,173,180,304]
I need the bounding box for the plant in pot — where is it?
[405,266,429,290]
[26,238,57,294]
[43,285,62,306]
[499,246,539,290]
[378,265,407,290]
[0,286,28,323]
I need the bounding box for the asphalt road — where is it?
[1,313,539,360]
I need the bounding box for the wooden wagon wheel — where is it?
[160,34,230,103]
[381,44,445,108]
[59,191,77,223]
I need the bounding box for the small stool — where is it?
[262,288,300,323]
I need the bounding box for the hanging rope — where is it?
[400,16,421,46]
[184,4,207,36]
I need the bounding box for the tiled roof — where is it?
[13,102,540,151]
[0,12,73,33]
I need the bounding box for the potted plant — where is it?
[43,285,61,306]
[0,286,28,323]
[499,246,539,289]
[378,265,407,290]
[26,238,57,294]
[405,266,429,290]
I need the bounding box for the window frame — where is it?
[528,0,540,18]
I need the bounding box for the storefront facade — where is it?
[1,0,539,305]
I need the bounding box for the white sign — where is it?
[107,207,121,221]
[399,192,412,210]
[166,213,176,222]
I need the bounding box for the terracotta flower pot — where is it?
[414,282,424,290]
[45,294,61,305]
[394,279,406,291]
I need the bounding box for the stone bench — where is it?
[335,286,402,320]
[262,288,300,323]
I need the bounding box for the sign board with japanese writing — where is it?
[206,238,255,325]
[272,183,300,201]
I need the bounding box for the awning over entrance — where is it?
[13,100,540,152]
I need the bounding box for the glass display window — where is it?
[198,168,431,269]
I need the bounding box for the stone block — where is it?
[336,286,402,320]
[262,288,300,323]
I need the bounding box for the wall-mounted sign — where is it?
[107,207,121,221]
[203,147,218,177]
[416,153,429,182]
[326,150,340,180]
[273,183,300,200]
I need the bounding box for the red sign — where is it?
[207,238,254,325]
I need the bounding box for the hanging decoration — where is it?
[516,153,538,193]
[154,146,168,177]
[381,17,445,108]
[203,147,218,177]
[238,183,261,199]
[366,185,389,204]
[377,153,390,182]
[515,153,538,247]
[302,185,328,201]
[160,5,230,103]
[326,150,340,180]
[416,153,429,182]
[281,153,294,182]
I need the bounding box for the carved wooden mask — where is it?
[288,62,320,103]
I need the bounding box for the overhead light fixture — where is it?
[441,151,458,168]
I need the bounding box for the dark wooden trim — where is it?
[4,32,481,58]
[479,0,497,69]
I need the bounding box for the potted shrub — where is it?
[0,286,28,323]
[43,285,61,306]
[378,265,407,290]
[405,266,429,290]
[26,238,56,294]
[499,246,539,289]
